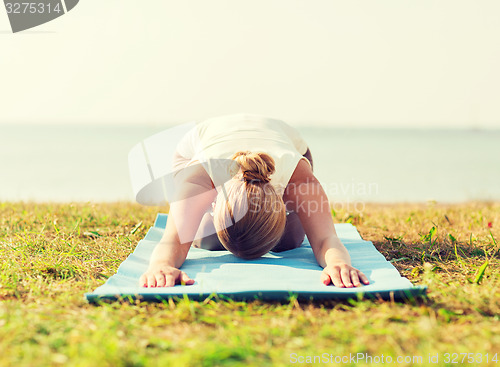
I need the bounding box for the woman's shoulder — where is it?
[287,158,315,185]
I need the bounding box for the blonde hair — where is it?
[213,151,286,259]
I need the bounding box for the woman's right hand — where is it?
[139,263,195,288]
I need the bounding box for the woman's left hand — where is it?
[321,263,370,288]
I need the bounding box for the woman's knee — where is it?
[271,211,305,252]
[192,212,225,251]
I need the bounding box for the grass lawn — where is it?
[0,201,498,366]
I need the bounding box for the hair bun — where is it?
[232,151,275,184]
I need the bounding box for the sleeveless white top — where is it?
[175,113,310,195]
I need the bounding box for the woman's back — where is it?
[177,113,310,194]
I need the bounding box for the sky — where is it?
[0,0,499,128]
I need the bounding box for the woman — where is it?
[139,114,369,288]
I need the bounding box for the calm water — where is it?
[0,124,499,204]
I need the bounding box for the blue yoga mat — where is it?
[85,214,427,302]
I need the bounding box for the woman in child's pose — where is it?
[140,114,369,288]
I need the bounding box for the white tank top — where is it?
[175,113,310,195]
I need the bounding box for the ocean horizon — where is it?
[1,123,499,205]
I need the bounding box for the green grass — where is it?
[0,201,499,366]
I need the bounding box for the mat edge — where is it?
[85,285,427,304]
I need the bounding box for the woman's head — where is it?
[212,151,286,259]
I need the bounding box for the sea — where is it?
[1,124,499,205]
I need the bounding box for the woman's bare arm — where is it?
[284,159,369,287]
[140,162,216,287]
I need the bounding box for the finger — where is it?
[179,271,195,285]
[155,273,166,287]
[358,271,370,285]
[327,268,344,288]
[351,270,361,287]
[340,267,353,288]
[139,274,147,287]
[163,274,176,287]
[320,270,331,285]
[146,274,157,288]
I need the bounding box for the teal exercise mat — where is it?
[85,214,427,303]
